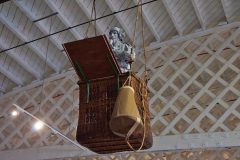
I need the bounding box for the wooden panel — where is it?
[63,35,121,81]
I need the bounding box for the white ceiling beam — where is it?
[0,42,41,79]
[13,1,63,51]
[1,131,240,160]
[0,63,23,86]
[45,0,83,40]
[0,15,59,73]
[75,0,104,34]
[220,0,230,23]
[0,69,75,100]
[105,0,132,39]
[162,0,183,36]
[132,0,160,41]
[148,22,240,50]
[0,145,94,160]
[149,131,240,151]
[191,0,206,30]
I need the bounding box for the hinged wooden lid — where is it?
[63,35,121,81]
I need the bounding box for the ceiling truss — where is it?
[0,0,240,159]
[0,0,239,93]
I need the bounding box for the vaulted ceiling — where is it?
[0,0,240,160]
[0,0,239,95]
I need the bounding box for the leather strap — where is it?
[111,117,141,138]
[126,117,141,139]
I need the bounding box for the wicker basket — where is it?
[76,73,153,154]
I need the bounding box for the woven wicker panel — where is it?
[77,74,152,153]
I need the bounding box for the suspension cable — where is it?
[85,0,97,38]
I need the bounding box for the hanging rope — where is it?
[128,0,141,72]
[140,0,149,151]
[125,0,148,152]
[131,0,141,49]
[39,16,53,107]
[140,2,148,82]
[69,74,79,133]
[93,0,97,36]
[85,0,97,38]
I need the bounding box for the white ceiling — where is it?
[0,0,239,96]
[0,0,240,160]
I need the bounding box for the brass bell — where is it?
[109,86,143,138]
